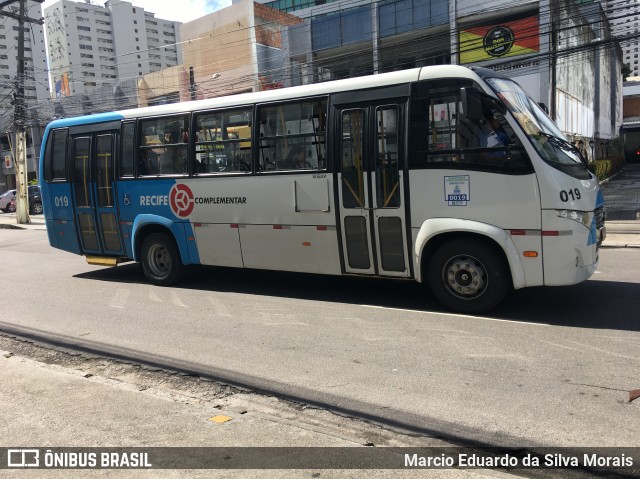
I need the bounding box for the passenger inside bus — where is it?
[286,144,312,169]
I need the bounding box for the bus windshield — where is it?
[485,77,590,179]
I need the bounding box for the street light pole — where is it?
[14,0,29,224]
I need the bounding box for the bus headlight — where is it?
[557,209,591,227]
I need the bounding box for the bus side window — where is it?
[121,122,135,178]
[138,115,189,176]
[194,108,252,174]
[257,98,327,172]
[45,129,68,182]
[409,79,528,172]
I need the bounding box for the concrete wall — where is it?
[180,0,256,96]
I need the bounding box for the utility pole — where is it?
[0,0,44,224]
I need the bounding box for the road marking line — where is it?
[263,322,309,326]
[171,291,188,308]
[565,339,640,361]
[207,298,233,317]
[109,289,129,309]
[361,305,548,326]
[148,289,162,302]
[536,339,580,351]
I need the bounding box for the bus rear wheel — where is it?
[427,239,510,314]
[140,233,184,286]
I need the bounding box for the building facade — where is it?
[0,0,49,192]
[602,0,640,77]
[137,0,301,106]
[260,0,623,159]
[44,0,182,97]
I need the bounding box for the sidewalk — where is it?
[0,212,46,230]
[0,338,515,479]
[600,161,640,247]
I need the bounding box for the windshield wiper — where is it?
[537,132,588,167]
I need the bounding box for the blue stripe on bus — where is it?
[118,180,200,265]
[587,190,605,246]
[45,112,125,129]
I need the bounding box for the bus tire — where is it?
[140,232,184,286]
[427,238,510,314]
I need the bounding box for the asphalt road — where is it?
[1,227,639,449]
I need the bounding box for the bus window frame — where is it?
[408,79,533,175]
[136,113,191,178]
[44,128,70,183]
[120,120,136,179]
[255,95,329,174]
[192,104,254,176]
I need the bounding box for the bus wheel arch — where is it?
[420,232,512,314]
[136,226,185,286]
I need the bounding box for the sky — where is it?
[40,0,233,24]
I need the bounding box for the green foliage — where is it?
[28,179,38,185]
[589,157,623,181]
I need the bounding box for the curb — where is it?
[605,222,640,234]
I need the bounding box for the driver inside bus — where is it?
[482,110,510,148]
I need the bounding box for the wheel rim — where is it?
[147,243,171,279]
[442,254,488,300]
[33,203,42,214]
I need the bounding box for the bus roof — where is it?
[46,65,482,129]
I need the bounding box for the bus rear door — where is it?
[71,132,124,257]
[334,94,411,278]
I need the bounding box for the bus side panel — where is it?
[240,224,341,275]
[44,182,82,255]
[193,224,243,268]
[117,180,198,265]
[185,175,341,274]
[534,162,602,286]
[540,209,597,286]
[408,169,544,288]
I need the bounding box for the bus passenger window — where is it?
[46,129,68,181]
[120,122,135,177]
[138,115,189,176]
[258,98,327,172]
[194,108,252,174]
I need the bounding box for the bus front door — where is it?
[71,133,124,256]
[337,103,410,278]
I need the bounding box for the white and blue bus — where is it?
[39,65,605,313]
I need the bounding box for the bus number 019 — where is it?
[559,188,581,202]
[54,196,69,207]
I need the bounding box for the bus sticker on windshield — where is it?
[444,175,470,206]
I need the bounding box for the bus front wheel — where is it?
[427,239,510,314]
[140,233,184,286]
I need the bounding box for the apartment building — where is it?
[44,0,182,97]
[602,0,640,76]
